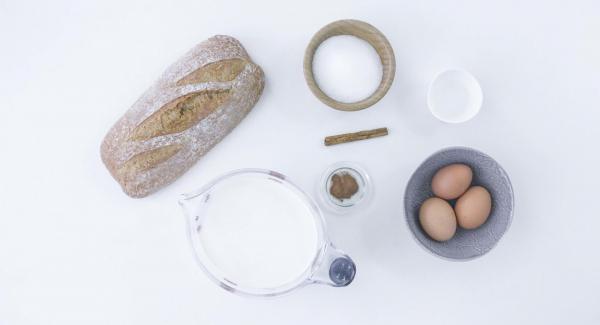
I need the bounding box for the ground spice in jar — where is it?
[329,172,359,200]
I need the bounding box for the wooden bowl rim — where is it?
[303,19,396,111]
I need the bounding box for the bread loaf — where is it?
[101,35,264,198]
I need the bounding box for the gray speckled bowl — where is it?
[404,147,514,260]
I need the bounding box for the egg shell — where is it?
[419,197,457,242]
[455,186,492,229]
[431,164,473,200]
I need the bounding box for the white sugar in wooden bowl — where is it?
[312,35,382,104]
[304,19,396,111]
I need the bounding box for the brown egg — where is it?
[419,197,457,241]
[431,164,473,200]
[455,186,492,229]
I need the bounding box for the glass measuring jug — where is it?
[179,169,356,297]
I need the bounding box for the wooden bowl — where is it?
[303,19,396,111]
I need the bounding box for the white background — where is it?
[1,0,599,324]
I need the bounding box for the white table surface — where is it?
[1,0,599,324]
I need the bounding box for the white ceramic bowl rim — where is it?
[427,68,483,123]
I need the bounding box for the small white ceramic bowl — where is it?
[427,69,483,123]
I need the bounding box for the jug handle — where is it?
[309,242,356,287]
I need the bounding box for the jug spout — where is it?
[310,242,356,287]
[178,191,207,221]
[178,194,195,217]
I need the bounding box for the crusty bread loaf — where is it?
[101,35,264,198]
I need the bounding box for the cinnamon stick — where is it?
[324,127,388,146]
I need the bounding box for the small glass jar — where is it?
[318,162,372,214]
